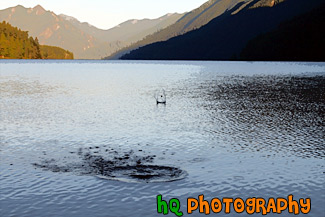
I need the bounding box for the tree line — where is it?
[0,21,73,59]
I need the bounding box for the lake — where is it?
[0,60,324,216]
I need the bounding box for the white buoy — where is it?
[155,89,166,104]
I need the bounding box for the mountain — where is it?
[0,5,101,59]
[240,3,325,61]
[59,13,183,45]
[120,0,325,60]
[105,0,250,59]
[0,21,73,59]
[0,5,182,59]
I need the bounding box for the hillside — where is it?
[0,21,41,59]
[0,21,73,59]
[121,0,325,60]
[240,3,325,61]
[105,0,250,59]
[0,5,182,59]
[40,45,74,59]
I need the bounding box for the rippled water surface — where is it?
[0,60,324,216]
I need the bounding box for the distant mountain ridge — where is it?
[0,5,183,59]
[2,0,321,61]
[60,13,183,46]
[121,0,325,61]
[105,0,251,59]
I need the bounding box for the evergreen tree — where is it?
[0,21,73,59]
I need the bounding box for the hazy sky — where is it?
[0,0,208,29]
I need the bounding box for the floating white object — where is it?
[155,89,166,104]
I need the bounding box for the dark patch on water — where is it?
[33,148,187,183]
[194,76,325,158]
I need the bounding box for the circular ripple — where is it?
[97,165,187,183]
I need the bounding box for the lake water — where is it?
[0,60,324,217]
